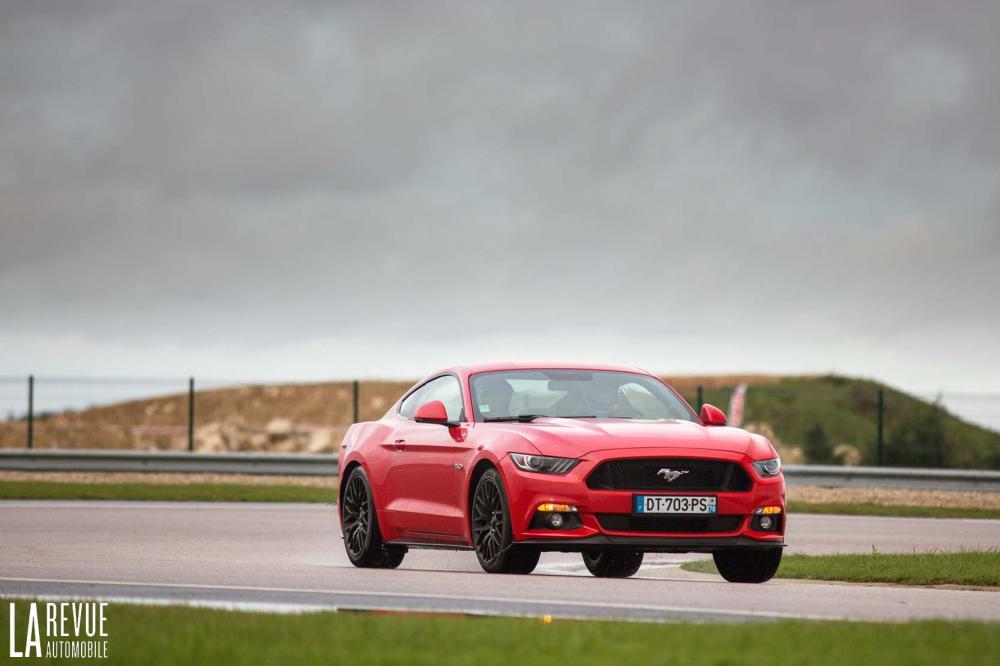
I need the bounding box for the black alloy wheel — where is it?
[471,469,540,574]
[340,467,406,568]
[582,549,644,578]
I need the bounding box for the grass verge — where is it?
[682,550,1000,587]
[4,600,1000,665]
[788,500,1000,520]
[0,480,335,503]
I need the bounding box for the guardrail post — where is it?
[696,385,704,411]
[876,387,885,466]
[27,375,34,450]
[352,380,360,424]
[188,377,195,453]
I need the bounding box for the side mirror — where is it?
[414,400,456,426]
[700,403,727,426]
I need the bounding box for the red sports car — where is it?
[338,363,785,582]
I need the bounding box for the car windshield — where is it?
[470,370,696,422]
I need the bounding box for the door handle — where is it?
[392,439,406,452]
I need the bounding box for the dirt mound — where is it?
[0,374,780,454]
[0,380,413,453]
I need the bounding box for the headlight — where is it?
[752,456,782,478]
[509,453,579,475]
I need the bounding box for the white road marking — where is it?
[534,559,696,579]
[23,594,332,615]
[0,576,847,621]
[0,501,334,510]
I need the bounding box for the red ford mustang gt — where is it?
[338,363,785,582]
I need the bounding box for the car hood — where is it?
[487,418,775,460]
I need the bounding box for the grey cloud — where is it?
[0,1,998,386]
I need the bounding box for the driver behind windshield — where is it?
[550,379,640,418]
[475,376,514,419]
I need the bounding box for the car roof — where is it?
[432,362,653,380]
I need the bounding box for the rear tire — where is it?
[340,467,407,569]
[471,469,540,574]
[712,547,782,583]
[582,549,644,578]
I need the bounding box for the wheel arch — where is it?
[338,459,363,509]
[466,458,500,521]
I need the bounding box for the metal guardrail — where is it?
[781,463,1000,492]
[0,449,339,476]
[1,450,999,491]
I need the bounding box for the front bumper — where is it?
[519,535,783,553]
[501,447,786,552]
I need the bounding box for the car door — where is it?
[382,375,471,540]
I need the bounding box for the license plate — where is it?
[634,495,717,514]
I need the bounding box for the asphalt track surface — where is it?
[1,501,998,623]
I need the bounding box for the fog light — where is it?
[758,515,773,530]
[548,513,565,528]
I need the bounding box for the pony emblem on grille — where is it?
[656,468,689,483]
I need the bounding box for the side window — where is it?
[399,384,427,419]
[399,375,465,422]
[420,376,464,422]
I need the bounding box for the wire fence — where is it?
[914,392,1000,434]
[0,376,413,455]
[0,375,998,468]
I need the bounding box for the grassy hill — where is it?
[1,373,997,469]
[686,375,1000,469]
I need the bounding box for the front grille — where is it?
[597,514,744,533]
[586,458,752,492]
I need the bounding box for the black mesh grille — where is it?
[597,514,744,533]
[586,458,752,492]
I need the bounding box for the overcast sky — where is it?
[1,1,998,391]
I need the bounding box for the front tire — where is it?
[340,467,407,568]
[471,469,540,574]
[712,547,782,583]
[582,549,644,578]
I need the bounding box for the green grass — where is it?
[682,550,1000,587]
[789,500,1000,520]
[0,480,335,503]
[4,600,999,665]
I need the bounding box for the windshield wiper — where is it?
[482,414,613,422]
[483,414,545,422]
